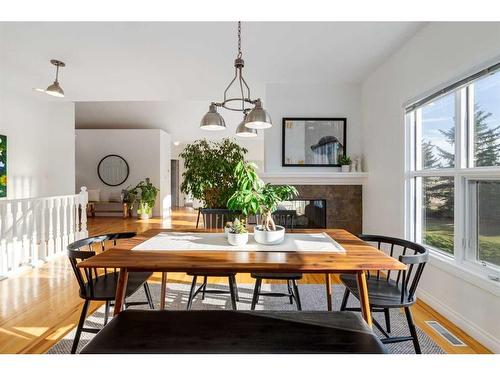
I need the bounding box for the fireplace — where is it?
[293,185,362,234]
[277,199,327,229]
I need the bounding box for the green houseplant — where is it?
[133,178,159,220]
[227,161,298,245]
[179,138,247,208]
[339,155,352,172]
[226,218,249,246]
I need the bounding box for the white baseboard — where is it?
[418,289,500,353]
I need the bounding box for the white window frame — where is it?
[405,73,500,285]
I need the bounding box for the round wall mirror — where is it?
[97,154,129,186]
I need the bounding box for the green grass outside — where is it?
[423,218,500,267]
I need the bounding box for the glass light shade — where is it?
[45,81,65,97]
[200,104,226,130]
[245,100,272,129]
[236,116,257,137]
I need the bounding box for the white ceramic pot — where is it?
[341,165,350,172]
[253,225,285,245]
[224,227,231,238]
[227,232,249,246]
[140,213,151,220]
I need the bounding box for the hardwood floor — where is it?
[0,208,492,354]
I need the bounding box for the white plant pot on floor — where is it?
[227,232,249,246]
[253,225,285,245]
[341,165,350,172]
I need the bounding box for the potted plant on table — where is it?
[133,178,159,220]
[339,155,352,172]
[227,161,298,245]
[226,218,249,246]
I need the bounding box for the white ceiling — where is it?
[1,22,424,102]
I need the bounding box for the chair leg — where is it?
[103,301,110,325]
[201,276,207,300]
[187,276,197,310]
[287,280,294,304]
[384,308,391,333]
[71,300,90,354]
[292,280,302,311]
[404,306,421,354]
[232,275,240,302]
[144,283,155,309]
[251,278,262,310]
[340,288,350,311]
[228,275,237,310]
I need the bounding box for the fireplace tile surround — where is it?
[292,185,362,235]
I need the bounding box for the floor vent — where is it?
[425,321,466,346]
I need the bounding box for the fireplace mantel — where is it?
[261,172,368,185]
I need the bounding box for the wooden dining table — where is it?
[77,228,406,327]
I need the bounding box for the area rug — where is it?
[48,282,445,354]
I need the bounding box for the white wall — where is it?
[362,22,500,352]
[264,83,362,173]
[0,91,75,199]
[75,129,171,217]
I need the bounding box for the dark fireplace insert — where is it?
[276,199,327,229]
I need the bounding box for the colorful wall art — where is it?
[0,135,6,198]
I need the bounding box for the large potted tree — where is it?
[228,161,298,245]
[179,138,247,208]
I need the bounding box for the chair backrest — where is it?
[198,208,240,230]
[102,231,137,246]
[272,209,297,229]
[67,235,109,298]
[358,234,428,303]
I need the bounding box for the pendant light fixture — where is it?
[200,22,272,133]
[235,114,257,137]
[45,59,66,97]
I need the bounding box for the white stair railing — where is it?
[0,186,88,279]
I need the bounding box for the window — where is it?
[472,73,500,167]
[407,65,500,278]
[418,94,456,169]
[421,176,454,254]
[467,180,500,268]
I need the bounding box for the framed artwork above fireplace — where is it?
[282,117,347,167]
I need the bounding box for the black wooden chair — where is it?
[250,210,303,310]
[188,208,240,310]
[67,233,155,353]
[339,234,428,353]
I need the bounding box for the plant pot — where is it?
[341,165,350,172]
[227,232,249,246]
[137,203,153,220]
[224,227,231,238]
[253,225,285,245]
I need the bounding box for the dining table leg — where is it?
[356,271,372,328]
[113,268,129,316]
[160,272,167,310]
[325,273,332,311]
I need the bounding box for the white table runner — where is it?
[132,232,345,253]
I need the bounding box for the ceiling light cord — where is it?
[237,21,242,59]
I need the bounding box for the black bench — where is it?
[80,310,387,354]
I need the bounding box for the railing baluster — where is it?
[61,197,70,251]
[31,199,40,267]
[0,203,8,278]
[47,198,55,257]
[55,197,62,253]
[39,199,48,261]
